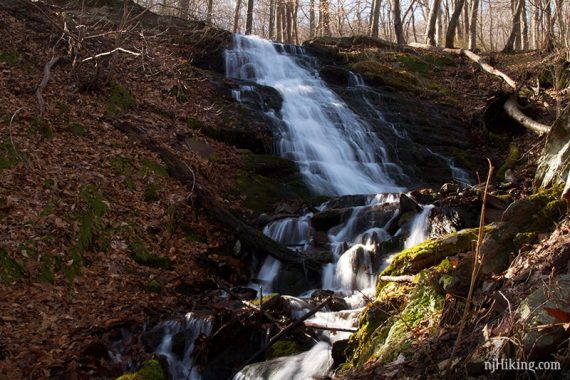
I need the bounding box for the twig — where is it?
[8,108,24,162]
[448,158,494,370]
[81,47,141,62]
[380,275,415,283]
[36,56,61,115]
[303,321,358,333]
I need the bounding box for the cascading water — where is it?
[225,35,403,196]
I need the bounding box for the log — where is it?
[303,321,358,332]
[408,42,551,136]
[228,296,333,379]
[380,275,415,282]
[503,95,551,136]
[112,120,326,270]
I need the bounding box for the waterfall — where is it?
[225,35,403,196]
[404,205,435,249]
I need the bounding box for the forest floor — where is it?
[0,1,567,379]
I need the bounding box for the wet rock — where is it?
[142,326,166,352]
[439,182,459,195]
[231,286,258,300]
[311,289,349,311]
[319,65,352,86]
[311,208,353,232]
[224,79,283,113]
[516,274,570,359]
[399,193,422,213]
[354,203,399,233]
[332,339,349,367]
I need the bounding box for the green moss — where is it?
[40,201,56,217]
[117,359,166,380]
[143,183,161,202]
[0,143,24,170]
[396,52,453,74]
[249,293,279,306]
[130,238,172,269]
[0,248,25,284]
[0,50,19,66]
[106,83,134,115]
[266,339,302,359]
[513,232,539,249]
[147,279,161,293]
[497,144,521,179]
[351,60,419,92]
[69,122,87,137]
[140,158,168,177]
[381,228,480,277]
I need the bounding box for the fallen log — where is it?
[112,120,326,271]
[379,275,415,283]
[408,42,551,136]
[303,321,358,332]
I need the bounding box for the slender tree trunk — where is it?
[521,0,529,49]
[280,1,287,41]
[245,0,254,34]
[269,0,275,39]
[276,0,284,41]
[310,0,316,37]
[412,7,418,41]
[233,0,242,33]
[179,0,189,19]
[206,0,213,23]
[468,0,479,49]
[445,0,465,47]
[391,0,405,44]
[371,0,382,37]
[320,0,331,36]
[293,0,299,44]
[425,0,443,45]
[503,0,524,52]
[286,1,293,43]
[463,0,470,42]
[531,0,539,48]
[489,0,495,50]
[436,5,444,45]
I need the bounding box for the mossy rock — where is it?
[117,359,166,380]
[0,50,19,66]
[266,339,303,359]
[106,83,134,115]
[497,143,521,179]
[244,153,298,178]
[130,239,172,269]
[0,143,24,170]
[381,227,480,277]
[0,248,25,284]
[351,61,419,93]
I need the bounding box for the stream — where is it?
[147,35,470,379]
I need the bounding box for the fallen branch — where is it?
[36,56,61,115]
[504,95,551,136]
[81,47,141,62]
[303,321,358,332]
[8,108,25,163]
[380,275,415,283]
[408,43,551,135]
[228,296,334,380]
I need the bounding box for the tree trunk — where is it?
[178,0,189,19]
[293,0,299,44]
[502,0,524,52]
[463,0,470,42]
[286,1,293,43]
[468,0,479,49]
[276,0,283,41]
[206,0,213,23]
[391,0,406,44]
[521,0,529,49]
[269,0,275,39]
[245,0,254,34]
[531,0,540,48]
[444,0,465,48]
[371,0,382,37]
[233,0,242,33]
[542,0,554,51]
[310,0,316,37]
[513,0,522,50]
[425,0,443,45]
[320,0,331,36]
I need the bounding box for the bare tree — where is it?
[425,0,443,45]
[445,0,465,47]
[310,0,316,37]
[391,0,406,44]
[320,0,332,36]
[371,0,382,36]
[245,0,254,34]
[234,0,242,33]
[206,0,214,23]
[269,0,276,39]
[468,0,479,49]
[503,0,524,51]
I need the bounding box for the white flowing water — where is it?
[405,204,435,249]
[155,313,213,380]
[225,35,403,196]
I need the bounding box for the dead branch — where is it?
[8,108,24,162]
[36,56,61,115]
[379,275,415,283]
[448,158,494,370]
[303,321,358,332]
[228,296,333,380]
[81,47,141,62]
[504,95,551,136]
